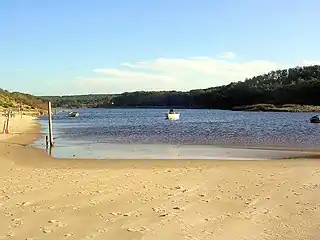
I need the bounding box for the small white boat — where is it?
[166,109,180,120]
[69,111,79,117]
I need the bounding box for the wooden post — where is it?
[5,111,10,134]
[20,102,23,119]
[48,101,54,147]
[2,120,6,134]
[45,135,49,148]
[49,145,53,157]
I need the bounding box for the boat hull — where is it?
[166,113,180,120]
[310,119,320,123]
[310,115,320,123]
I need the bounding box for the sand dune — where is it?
[0,116,319,239]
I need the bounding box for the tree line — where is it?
[39,94,114,108]
[40,65,320,110]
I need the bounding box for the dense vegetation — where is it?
[0,89,47,115]
[40,65,320,111]
[40,94,113,108]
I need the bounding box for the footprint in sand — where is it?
[6,232,14,237]
[47,220,66,228]
[96,228,108,233]
[48,220,58,224]
[110,212,121,216]
[41,227,53,234]
[127,226,149,232]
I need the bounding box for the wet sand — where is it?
[0,116,319,240]
[40,142,320,160]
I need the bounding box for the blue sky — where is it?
[1,0,320,95]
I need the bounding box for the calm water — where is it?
[33,108,320,159]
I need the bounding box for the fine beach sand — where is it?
[0,116,320,240]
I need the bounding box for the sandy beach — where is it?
[0,116,319,240]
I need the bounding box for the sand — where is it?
[0,116,319,240]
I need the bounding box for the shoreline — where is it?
[17,117,320,162]
[2,115,320,166]
[2,116,320,166]
[36,107,320,161]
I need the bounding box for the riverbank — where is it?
[0,117,319,239]
[232,104,320,112]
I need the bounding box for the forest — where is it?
[40,65,320,111]
[40,94,112,108]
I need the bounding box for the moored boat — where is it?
[69,111,79,117]
[166,109,180,120]
[310,115,320,123]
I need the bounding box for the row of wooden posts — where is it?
[2,110,21,134]
[0,102,55,149]
[2,112,10,134]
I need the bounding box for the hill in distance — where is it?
[0,89,47,116]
